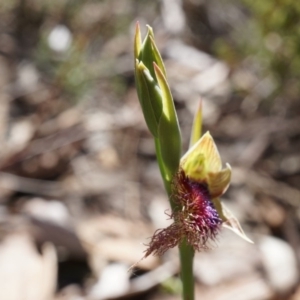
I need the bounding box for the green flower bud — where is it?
[134,23,181,180]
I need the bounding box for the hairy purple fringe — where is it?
[144,169,222,257]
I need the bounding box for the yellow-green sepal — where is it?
[189,100,202,148]
[154,63,181,179]
[207,163,231,198]
[213,198,254,244]
[181,132,221,181]
[149,35,166,77]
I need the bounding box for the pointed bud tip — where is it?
[203,131,211,138]
[153,62,164,77]
[225,163,231,170]
[198,98,203,110]
[137,61,146,70]
[134,22,142,58]
[135,21,140,36]
[146,24,154,36]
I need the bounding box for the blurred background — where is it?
[0,0,300,299]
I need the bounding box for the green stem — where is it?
[179,240,195,300]
[154,137,195,300]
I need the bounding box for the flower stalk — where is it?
[134,22,252,300]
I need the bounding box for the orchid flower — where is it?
[134,22,252,300]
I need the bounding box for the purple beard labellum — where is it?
[144,169,222,258]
